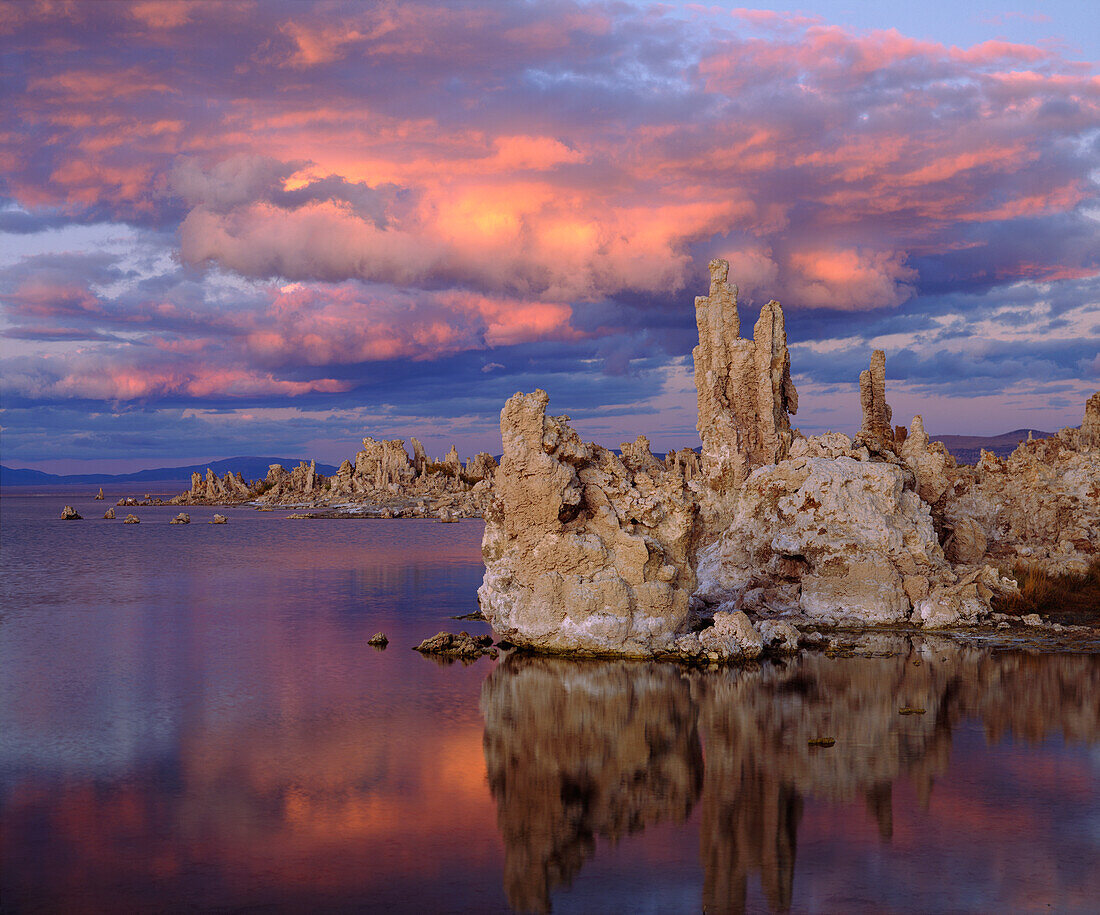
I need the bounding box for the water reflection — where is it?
[481,659,703,912]
[481,639,1100,913]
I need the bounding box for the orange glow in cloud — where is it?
[1,0,1098,411]
[11,7,1094,317]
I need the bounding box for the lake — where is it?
[2,490,1098,913]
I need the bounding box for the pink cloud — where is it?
[787,248,918,310]
[4,3,1094,316]
[1,0,1098,412]
[38,358,349,402]
[129,0,192,29]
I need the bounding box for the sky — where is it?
[1,0,1098,473]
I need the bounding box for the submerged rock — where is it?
[170,512,191,524]
[367,632,389,647]
[211,514,228,524]
[414,630,496,659]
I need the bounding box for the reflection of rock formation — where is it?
[481,645,1100,914]
[481,655,703,912]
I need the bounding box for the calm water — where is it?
[2,490,1098,913]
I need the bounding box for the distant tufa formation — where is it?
[171,438,497,519]
[479,258,1100,658]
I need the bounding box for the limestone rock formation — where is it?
[693,455,996,625]
[211,514,228,524]
[174,467,257,504]
[414,630,496,659]
[60,505,81,520]
[478,389,698,657]
[943,422,1100,576]
[95,488,104,500]
[410,438,429,475]
[479,267,1047,652]
[465,452,498,483]
[352,438,415,489]
[693,258,797,537]
[945,515,987,565]
[698,609,764,660]
[899,415,951,508]
[123,513,140,523]
[442,445,462,474]
[854,350,894,454]
[170,512,191,524]
[103,508,115,519]
[1080,391,1100,450]
[168,434,495,519]
[665,447,701,480]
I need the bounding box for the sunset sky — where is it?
[2,0,1098,472]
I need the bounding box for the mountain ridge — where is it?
[0,456,341,487]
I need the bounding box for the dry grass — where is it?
[994,558,1100,625]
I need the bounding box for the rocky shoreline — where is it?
[476,260,1099,660]
[73,259,1098,662]
[167,437,496,521]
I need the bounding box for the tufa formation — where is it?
[480,259,1098,657]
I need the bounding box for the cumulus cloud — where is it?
[1,0,1098,462]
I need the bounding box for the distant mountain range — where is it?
[0,457,341,487]
[929,429,1051,465]
[0,431,1055,487]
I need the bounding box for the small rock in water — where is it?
[758,619,800,653]
[170,512,191,524]
[211,514,228,524]
[103,508,116,519]
[368,632,389,647]
[808,737,836,748]
[450,610,486,621]
[123,514,140,524]
[94,488,104,500]
[1021,613,1043,627]
[414,630,496,659]
[60,505,82,520]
